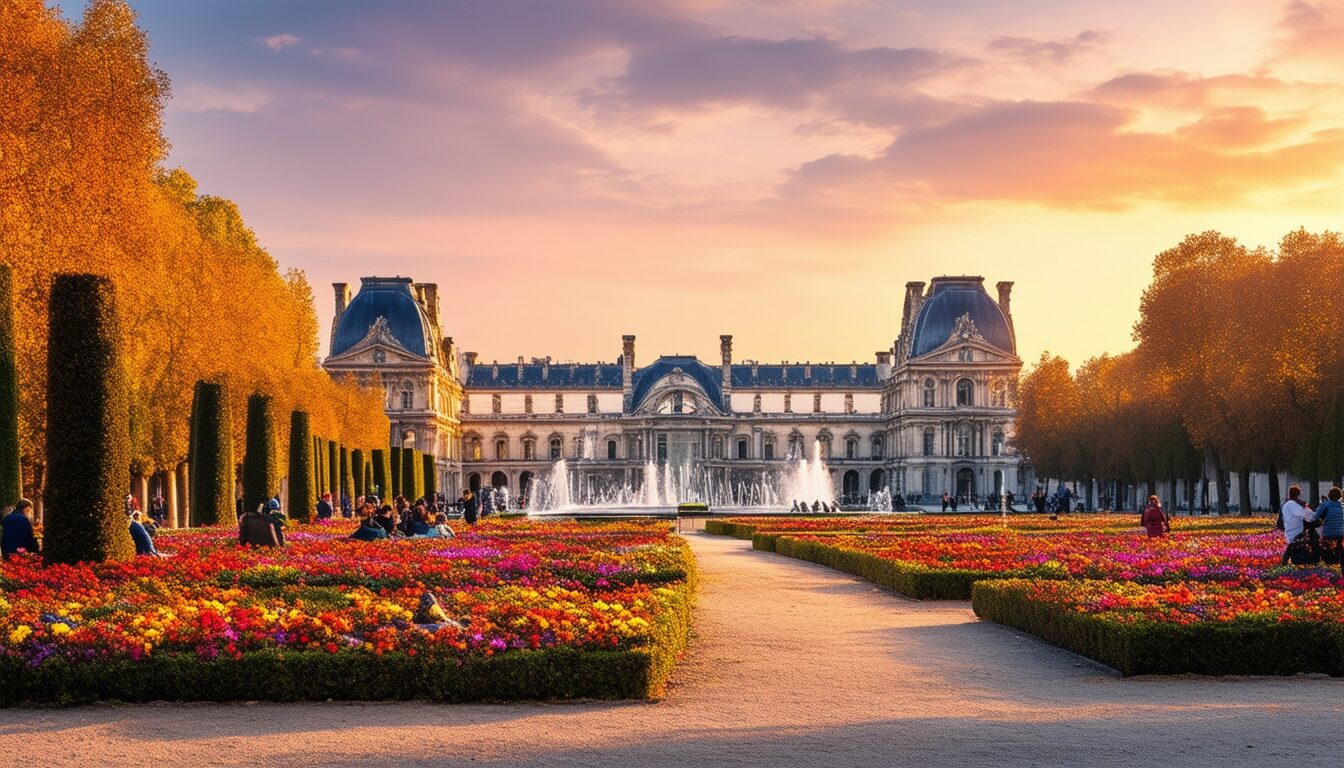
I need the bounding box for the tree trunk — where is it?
[1086,478,1095,512]
[1238,468,1252,516]
[176,462,189,528]
[1268,463,1281,515]
[165,467,178,528]
[131,472,148,516]
[1209,447,1230,515]
[1186,474,1196,516]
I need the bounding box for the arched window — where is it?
[763,439,775,460]
[819,435,832,460]
[402,429,416,449]
[549,437,562,460]
[845,437,857,459]
[956,424,972,457]
[871,434,885,459]
[923,379,936,407]
[956,379,974,407]
[495,439,508,460]
[922,427,935,457]
[736,438,748,460]
[607,440,617,460]
[400,391,412,410]
[992,430,1005,457]
[523,438,536,461]
[469,438,482,462]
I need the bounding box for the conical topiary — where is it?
[0,265,20,504]
[287,411,314,522]
[422,452,437,500]
[241,392,278,514]
[371,448,387,499]
[351,448,365,498]
[43,274,134,564]
[188,380,235,525]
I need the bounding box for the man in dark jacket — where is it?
[1,499,40,559]
[316,493,334,520]
[239,505,280,547]
[129,511,162,557]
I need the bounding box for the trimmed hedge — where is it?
[351,448,365,498]
[327,440,339,504]
[241,392,278,514]
[755,534,1014,600]
[287,411,314,522]
[972,579,1344,676]
[390,446,402,497]
[188,380,235,526]
[423,452,437,499]
[401,447,417,502]
[371,448,388,499]
[0,539,697,704]
[339,445,352,508]
[44,274,134,564]
[704,520,760,539]
[0,265,20,504]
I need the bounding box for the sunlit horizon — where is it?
[89,0,1344,368]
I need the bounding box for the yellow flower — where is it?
[50,623,71,636]
[9,625,32,643]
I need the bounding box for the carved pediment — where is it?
[327,315,428,364]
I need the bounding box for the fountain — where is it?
[527,439,881,518]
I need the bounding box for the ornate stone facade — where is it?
[324,274,1027,507]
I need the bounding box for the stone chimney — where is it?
[720,335,733,410]
[996,280,1016,345]
[331,282,351,355]
[876,351,893,380]
[622,335,636,412]
[418,283,440,328]
[897,281,926,359]
[517,355,525,381]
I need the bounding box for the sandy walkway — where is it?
[3,532,1340,767]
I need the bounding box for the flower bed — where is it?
[972,576,1344,676]
[706,513,1268,540]
[0,518,695,704]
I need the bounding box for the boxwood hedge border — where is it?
[971,579,1344,677]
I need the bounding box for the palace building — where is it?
[322,275,1028,507]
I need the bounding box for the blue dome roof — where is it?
[630,356,724,411]
[909,277,1014,358]
[330,278,431,357]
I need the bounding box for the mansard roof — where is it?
[631,356,723,408]
[465,362,622,389]
[909,277,1014,359]
[731,363,880,389]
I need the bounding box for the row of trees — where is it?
[1,0,389,506]
[1016,229,1344,512]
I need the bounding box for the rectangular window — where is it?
[607,440,617,460]
[401,391,412,409]
[922,431,935,457]
[764,443,774,460]
[656,434,667,462]
[737,440,748,460]
[549,440,561,460]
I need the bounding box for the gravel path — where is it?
[4,532,1340,767]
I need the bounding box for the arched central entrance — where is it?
[842,470,860,500]
[956,467,975,502]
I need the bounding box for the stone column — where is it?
[719,335,733,411]
[621,335,636,412]
[176,462,189,527]
[165,467,179,529]
[132,472,149,516]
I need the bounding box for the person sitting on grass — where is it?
[1313,487,1344,572]
[1,499,40,560]
[239,503,281,547]
[422,512,455,538]
[266,498,287,546]
[129,510,162,557]
[373,504,398,536]
[350,514,388,541]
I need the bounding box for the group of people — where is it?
[789,499,841,513]
[1279,485,1344,571]
[348,494,458,542]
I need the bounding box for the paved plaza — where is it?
[3,532,1337,767]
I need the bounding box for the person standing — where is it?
[462,488,479,525]
[1,500,40,559]
[1141,495,1169,537]
[1279,485,1314,565]
[941,492,950,512]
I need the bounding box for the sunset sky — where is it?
[81,0,1344,368]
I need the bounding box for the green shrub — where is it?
[371,448,388,499]
[704,520,759,539]
[187,380,235,526]
[286,411,314,522]
[339,445,352,507]
[364,460,373,500]
[422,452,437,499]
[324,440,335,501]
[0,265,20,504]
[351,449,365,498]
[759,535,1011,600]
[401,447,417,501]
[390,446,402,497]
[971,580,1344,676]
[241,392,278,514]
[43,274,134,564]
